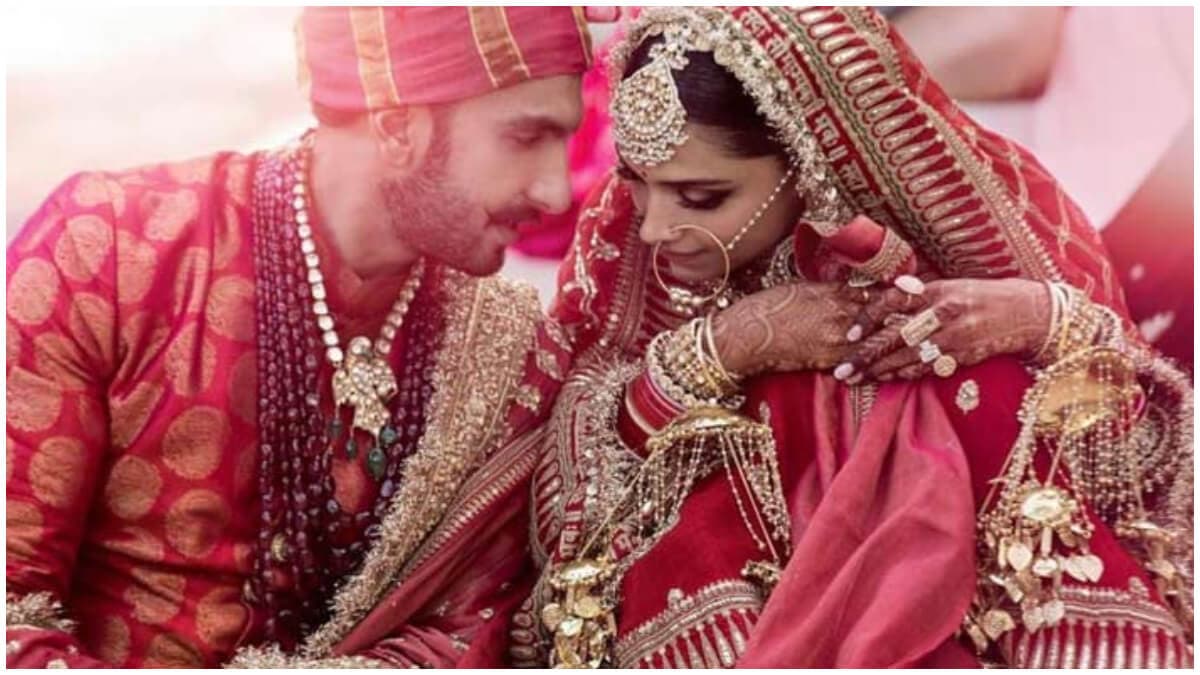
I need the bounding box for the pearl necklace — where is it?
[291,142,425,441]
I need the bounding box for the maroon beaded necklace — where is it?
[248,138,444,649]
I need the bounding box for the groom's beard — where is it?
[379,129,492,275]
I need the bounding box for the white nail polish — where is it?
[895,275,925,295]
[834,363,855,380]
[846,325,863,342]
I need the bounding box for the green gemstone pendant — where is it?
[366,445,387,481]
[345,437,357,460]
[380,425,398,447]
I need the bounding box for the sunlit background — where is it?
[6,6,1194,337]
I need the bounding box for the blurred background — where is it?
[6,6,1193,365]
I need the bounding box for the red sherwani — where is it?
[6,152,562,667]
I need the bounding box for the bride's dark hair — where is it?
[623,36,789,161]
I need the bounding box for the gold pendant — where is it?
[331,336,398,439]
[545,557,617,668]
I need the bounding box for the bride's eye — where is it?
[678,188,729,211]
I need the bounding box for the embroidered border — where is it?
[613,579,762,668]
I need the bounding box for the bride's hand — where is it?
[838,278,1052,382]
[709,281,913,377]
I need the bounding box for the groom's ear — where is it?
[368,105,434,175]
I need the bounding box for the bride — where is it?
[503,6,1192,668]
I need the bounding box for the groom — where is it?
[7,6,600,667]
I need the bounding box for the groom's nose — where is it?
[525,146,572,216]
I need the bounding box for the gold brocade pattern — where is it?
[195,586,247,650]
[298,271,543,657]
[8,258,61,326]
[7,367,64,433]
[164,489,231,559]
[28,436,86,509]
[33,333,89,392]
[109,381,165,449]
[71,173,126,216]
[103,456,164,521]
[163,322,216,396]
[93,616,132,665]
[125,568,186,625]
[142,189,200,242]
[213,202,243,271]
[161,406,230,480]
[172,247,212,317]
[204,275,256,343]
[6,500,46,561]
[103,526,166,563]
[67,292,115,370]
[114,230,159,306]
[54,215,113,283]
[143,632,205,668]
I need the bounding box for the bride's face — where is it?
[617,124,802,285]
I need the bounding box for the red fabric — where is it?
[7,156,270,666]
[298,6,592,111]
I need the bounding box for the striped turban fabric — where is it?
[296,6,594,111]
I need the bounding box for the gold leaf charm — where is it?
[1042,599,1066,626]
[541,603,565,631]
[1078,553,1104,582]
[1032,556,1059,578]
[1007,541,1034,571]
[1063,555,1090,583]
[1021,604,1045,632]
[982,609,1016,640]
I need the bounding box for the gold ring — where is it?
[900,308,941,347]
[651,224,731,308]
[933,354,958,378]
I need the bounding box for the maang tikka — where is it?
[611,29,692,166]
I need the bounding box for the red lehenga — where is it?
[500,7,1193,669]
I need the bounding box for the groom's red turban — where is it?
[296,6,594,111]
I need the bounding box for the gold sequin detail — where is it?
[162,406,229,480]
[54,215,113,283]
[28,436,86,509]
[228,352,257,425]
[143,189,199,242]
[104,455,163,520]
[109,381,164,448]
[165,489,230,559]
[7,367,63,433]
[205,275,255,343]
[163,322,216,396]
[196,586,247,650]
[115,230,158,306]
[126,567,186,625]
[8,258,61,326]
[6,500,44,561]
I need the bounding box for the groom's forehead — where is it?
[461,75,584,136]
